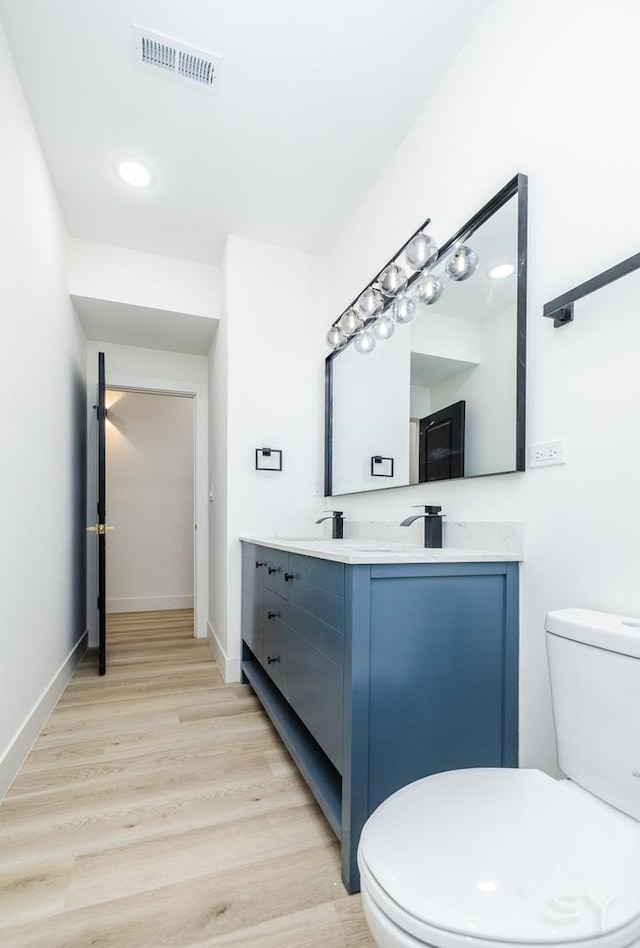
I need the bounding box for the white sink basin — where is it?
[240,536,521,564]
[290,539,421,552]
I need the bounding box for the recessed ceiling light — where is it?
[116,159,153,188]
[487,263,515,280]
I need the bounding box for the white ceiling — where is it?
[0,0,490,265]
[71,297,217,355]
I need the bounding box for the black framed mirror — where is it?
[325,173,528,496]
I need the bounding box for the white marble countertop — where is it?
[240,536,522,565]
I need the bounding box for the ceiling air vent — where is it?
[132,26,220,93]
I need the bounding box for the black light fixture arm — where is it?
[543,251,640,328]
[328,216,432,332]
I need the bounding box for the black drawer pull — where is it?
[268,566,280,575]
[255,561,264,568]
[267,611,279,620]
[267,655,281,664]
[284,572,294,582]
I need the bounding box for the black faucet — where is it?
[400,505,444,548]
[315,510,345,539]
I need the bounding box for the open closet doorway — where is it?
[105,389,196,635]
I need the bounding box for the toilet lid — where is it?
[358,769,640,946]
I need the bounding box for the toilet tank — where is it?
[546,608,640,821]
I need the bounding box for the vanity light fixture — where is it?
[488,263,515,280]
[116,159,153,188]
[325,219,478,355]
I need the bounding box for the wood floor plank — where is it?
[0,609,375,946]
[65,802,335,910]
[16,710,278,776]
[1,845,348,948]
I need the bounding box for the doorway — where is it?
[105,389,196,633]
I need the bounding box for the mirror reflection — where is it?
[326,175,527,496]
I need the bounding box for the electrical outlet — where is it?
[312,478,323,497]
[529,439,566,468]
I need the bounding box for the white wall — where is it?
[86,341,208,386]
[331,330,411,493]
[69,239,220,319]
[326,0,640,775]
[209,236,327,680]
[410,385,431,419]
[105,390,194,614]
[430,306,516,475]
[411,309,481,363]
[0,21,87,796]
[208,244,230,668]
[86,342,208,642]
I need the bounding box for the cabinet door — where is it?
[287,553,344,631]
[263,549,290,598]
[263,589,289,697]
[367,570,510,812]
[242,546,266,662]
[287,626,343,772]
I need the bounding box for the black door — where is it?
[87,352,108,674]
[419,400,465,482]
[97,352,106,674]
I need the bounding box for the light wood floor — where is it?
[0,610,375,947]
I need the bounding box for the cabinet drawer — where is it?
[287,628,343,772]
[289,553,344,598]
[263,590,288,696]
[242,545,268,599]
[241,589,263,662]
[263,549,290,597]
[286,554,344,630]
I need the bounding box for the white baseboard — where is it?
[0,630,88,802]
[107,595,194,614]
[206,620,241,683]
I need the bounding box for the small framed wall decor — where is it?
[255,448,283,471]
[371,456,394,477]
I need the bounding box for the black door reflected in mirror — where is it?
[325,174,527,496]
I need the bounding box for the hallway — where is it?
[0,611,373,946]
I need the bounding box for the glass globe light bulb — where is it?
[339,307,363,335]
[356,287,384,318]
[445,245,478,282]
[392,296,416,324]
[354,330,376,354]
[372,315,395,341]
[405,233,438,271]
[378,263,407,296]
[414,272,444,306]
[326,326,347,350]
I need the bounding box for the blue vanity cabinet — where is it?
[240,542,519,895]
[242,544,345,769]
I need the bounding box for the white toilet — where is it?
[357,608,640,948]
